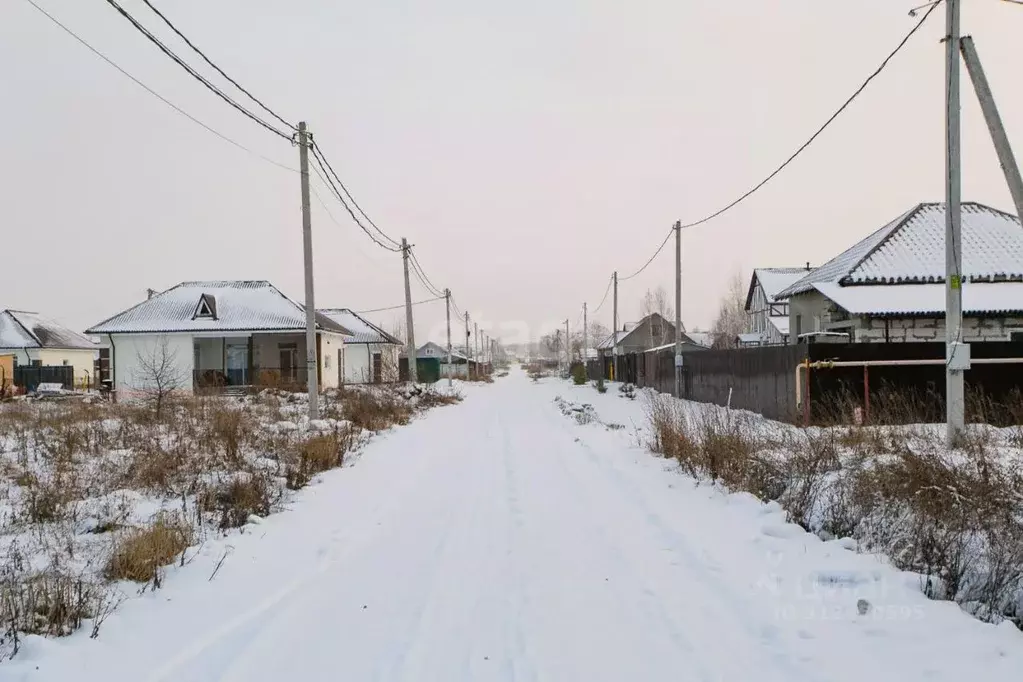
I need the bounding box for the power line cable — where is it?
[619,227,673,281]
[592,275,614,314]
[103,0,291,140]
[310,145,401,252]
[311,141,402,249]
[408,248,446,297]
[676,0,941,230]
[22,0,296,173]
[138,0,295,132]
[409,257,446,300]
[355,296,444,314]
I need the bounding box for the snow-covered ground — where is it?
[7,369,1022,681]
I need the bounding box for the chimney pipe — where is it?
[146,288,157,300]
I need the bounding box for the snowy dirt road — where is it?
[10,370,1022,681]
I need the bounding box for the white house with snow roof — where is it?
[318,308,402,384]
[744,267,812,345]
[0,310,98,383]
[86,281,352,397]
[775,202,1023,343]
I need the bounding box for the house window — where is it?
[1008,329,1023,342]
[651,324,661,338]
[31,360,42,367]
[62,360,69,366]
[192,293,217,320]
[795,315,803,339]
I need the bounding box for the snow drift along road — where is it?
[10,370,1022,681]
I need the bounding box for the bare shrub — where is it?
[104,514,192,585]
[417,388,462,410]
[134,336,188,421]
[1,545,109,658]
[199,474,275,529]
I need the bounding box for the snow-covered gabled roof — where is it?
[768,316,790,336]
[596,330,628,350]
[86,281,349,335]
[416,341,467,360]
[746,267,810,310]
[814,281,1023,317]
[0,310,97,350]
[319,309,401,344]
[777,203,1023,299]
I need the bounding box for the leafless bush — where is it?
[1,545,109,659]
[199,473,276,529]
[417,388,462,410]
[133,337,188,421]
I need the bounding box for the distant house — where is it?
[596,313,695,354]
[416,341,473,379]
[744,267,811,345]
[775,202,1023,343]
[0,310,98,384]
[318,308,401,384]
[86,281,351,397]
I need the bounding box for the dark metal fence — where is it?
[616,341,1023,425]
[14,366,74,392]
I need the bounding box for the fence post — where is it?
[803,360,811,427]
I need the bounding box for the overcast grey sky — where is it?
[2,0,1021,345]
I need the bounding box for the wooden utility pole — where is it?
[464,311,470,379]
[297,121,318,419]
[401,238,417,384]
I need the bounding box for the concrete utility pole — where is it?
[401,238,417,384]
[945,0,967,445]
[583,302,588,375]
[474,322,479,377]
[297,121,319,419]
[674,220,683,399]
[565,318,570,368]
[612,271,619,381]
[960,36,1023,221]
[445,288,453,387]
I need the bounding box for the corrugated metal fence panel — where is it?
[13,365,74,391]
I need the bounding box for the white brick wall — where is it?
[854,316,1023,342]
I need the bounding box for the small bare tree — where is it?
[135,336,187,419]
[710,272,749,349]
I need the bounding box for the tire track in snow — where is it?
[546,397,825,682]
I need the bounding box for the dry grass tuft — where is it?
[103,515,192,585]
[199,474,275,529]
[342,390,412,431]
